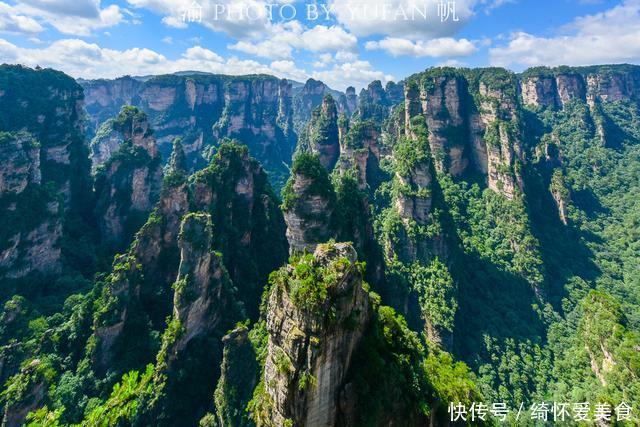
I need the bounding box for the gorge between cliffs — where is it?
[0,63,639,426]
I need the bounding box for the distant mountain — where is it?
[1,63,640,427]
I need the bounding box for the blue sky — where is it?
[0,0,638,90]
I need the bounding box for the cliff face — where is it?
[282,153,337,254]
[520,66,640,148]
[0,65,90,280]
[353,80,403,123]
[337,120,382,191]
[214,325,259,427]
[520,66,640,109]
[90,118,121,171]
[93,106,163,251]
[259,242,371,427]
[404,68,524,199]
[476,74,524,200]
[0,132,61,279]
[306,95,341,171]
[82,74,296,189]
[344,86,358,114]
[420,75,468,175]
[91,142,287,377]
[293,78,333,129]
[141,213,243,426]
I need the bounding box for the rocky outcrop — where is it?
[404,82,422,136]
[420,74,468,175]
[259,242,371,427]
[89,119,121,171]
[282,153,337,254]
[1,359,49,427]
[306,95,340,171]
[520,66,640,109]
[385,81,405,105]
[555,72,586,106]
[337,120,381,191]
[0,132,40,194]
[586,68,640,103]
[188,143,288,319]
[94,106,163,251]
[214,325,259,427]
[353,80,401,123]
[550,170,570,225]
[293,78,332,130]
[91,142,286,376]
[475,74,524,200]
[171,213,241,355]
[521,75,559,109]
[386,116,447,265]
[140,213,243,426]
[344,86,358,114]
[82,74,296,189]
[0,65,91,281]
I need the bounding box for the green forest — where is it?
[0,63,639,426]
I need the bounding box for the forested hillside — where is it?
[0,63,639,426]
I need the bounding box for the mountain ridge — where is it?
[1,62,639,426]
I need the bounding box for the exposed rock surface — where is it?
[214,326,259,427]
[140,213,243,426]
[353,80,403,123]
[521,75,559,109]
[82,74,297,189]
[405,68,523,198]
[283,154,337,254]
[1,359,48,427]
[260,242,371,427]
[0,132,41,194]
[477,77,524,200]
[422,74,468,175]
[91,142,287,376]
[94,106,163,250]
[171,213,240,359]
[550,170,570,226]
[89,119,121,171]
[306,95,340,171]
[520,66,639,108]
[344,86,358,114]
[0,65,89,280]
[293,78,333,130]
[337,120,381,191]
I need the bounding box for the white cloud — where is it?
[312,53,333,68]
[365,37,477,57]
[161,15,187,28]
[229,38,293,59]
[312,60,395,91]
[0,2,43,34]
[329,0,476,39]
[301,25,357,51]
[334,50,357,62]
[182,45,224,62]
[490,0,640,68]
[479,0,516,13]
[15,1,123,36]
[229,23,357,59]
[0,37,392,92]
[126,0,273,39]
[19,0,101,18]
[161,36,173,44]
[270,59,308,81]
[0,37,309,81]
